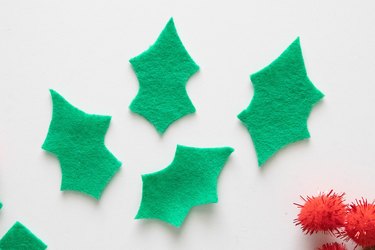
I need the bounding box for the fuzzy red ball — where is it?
[294,190,346,234]
[317,242,346,250]
[344,199,375,247]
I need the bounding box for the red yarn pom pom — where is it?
[343,198,375,247]
[317,242,346,250]
[294,190,346,234]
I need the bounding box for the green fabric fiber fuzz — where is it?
[129,17,199,134]
[135,145,234,227]
[42,90,122,200]
[0,222,47,250]
[238,38,324,166]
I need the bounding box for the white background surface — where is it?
[0,0,374,249]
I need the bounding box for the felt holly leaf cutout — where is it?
[0,222,47,250]
[135,145,234,227]
[238,38,324,166]
[42,90,121,200]
[129,18,200,134]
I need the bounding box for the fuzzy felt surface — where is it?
[42,90,122,200]
[238,38,324,166]
[0,222,47,250]
[129,18,199,134]
[135,145,234,227]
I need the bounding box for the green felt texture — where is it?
[135,145,234,227]
[42,90,122,200]
[238,38,324,166]
[129,18,200,134]
[0,202,2,210]
[0,222,47,250]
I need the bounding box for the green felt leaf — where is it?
[238,38,324,166]
[129,18,199,134]
[42,90,122,200]
[135,145,234,227]
[0,222,47,250]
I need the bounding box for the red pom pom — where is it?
[294,190,346,234]
[343,198,375,247]
[317,242,346,250]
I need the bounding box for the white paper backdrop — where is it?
[0,0,374,249]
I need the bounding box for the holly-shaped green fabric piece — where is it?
[42,90,122,200]
[238,38,324,166]
[129,18,200,134]
[135,145,234,227]
[0,222,47,250]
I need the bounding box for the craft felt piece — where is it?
[129,18,200,134]
[0,222,47,250]
[238,37,324,166]
[135,145,234,227]
[42,90,122,200]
